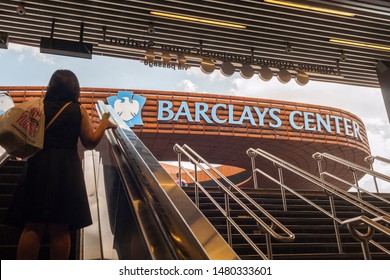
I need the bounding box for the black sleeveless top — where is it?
[44,101,81,149]
[5,100,92,230]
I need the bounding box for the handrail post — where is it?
[360,240,372,260]
[248,149,259,189]
[264,222,275,260]
[265,233,273,260]
[346,222,375,260]
[329,195,343,253]
[350,167,365,214]
[350,167,363,201]
[224,192,232,246]
[275,163,287,212]
[176,149,184,187]
[313,153,343,253]
[313,153,325,180]
[364,156,380,193]
[194,162,199,207]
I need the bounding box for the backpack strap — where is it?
[45,102,72,130]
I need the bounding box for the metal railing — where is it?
[247,147,390,258]
[174,144,295,260]
[342,215,390,259]
[313,152,390,201]
[365,155,390,166]
[364,155,390,193]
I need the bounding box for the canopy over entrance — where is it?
[1,0,389,88]
[2,1,390,121]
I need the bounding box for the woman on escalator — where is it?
[5,69,116,259]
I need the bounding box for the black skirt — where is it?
[5,147,92,230]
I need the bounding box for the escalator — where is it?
[0,153,78,259]
[0,102,238,260]
[89,101,238,259]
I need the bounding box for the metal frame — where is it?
[248,147,390,259]
[174,143,295,260]
[1,1,390,87]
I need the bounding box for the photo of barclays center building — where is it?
[0,1,390,260]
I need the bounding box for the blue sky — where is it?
[1,43,389,192]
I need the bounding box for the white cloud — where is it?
[8,43,55,65]
[186,67,226,82]
[17,54,25,63]
[186,67,204,78]
[208,71,226,82]
[177,79,199,92]
[30,47,55,65]
[8,43,29,52]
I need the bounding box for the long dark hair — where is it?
[44,70,80,102]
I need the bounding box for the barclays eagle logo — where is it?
[107,91,146,127]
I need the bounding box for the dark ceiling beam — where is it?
[3,2,389,54]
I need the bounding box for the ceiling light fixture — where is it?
[200,59,215,74]
[330,38,390,52]
[258,66,273,81]
[277,68,291,83]
[295,71,309,86]
[150,11,246,29]
[220,61,235,77]
[145,49,155,61]
[264,0,355,17]
[162,53,171,63]
[177,54,187,65]
[240,64,254,79]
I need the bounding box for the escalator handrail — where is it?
[96,101,239,260]
[0,149,11,168]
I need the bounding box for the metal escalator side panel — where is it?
[108,137,178,259]
[97,101,239,260]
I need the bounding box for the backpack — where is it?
[0,98,71,158]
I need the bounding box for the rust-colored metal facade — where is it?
[1,86,371,189]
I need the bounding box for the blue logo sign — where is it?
[107,91,146,127]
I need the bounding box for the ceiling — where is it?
[1,0,390,88]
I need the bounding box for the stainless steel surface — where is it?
[0,147,11,167]
[247,147,390,258]
[313,152,390,208]
[82,150,103,260]
[314,152,390,184]
[320,171,390,206]
[174,143,295,260]
[96,100,238,260]
[366,155,390,166]
[342,215,390,259]
[250,148,390,218]
[82,150,117,260]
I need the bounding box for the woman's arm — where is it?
[79,105,116,149]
